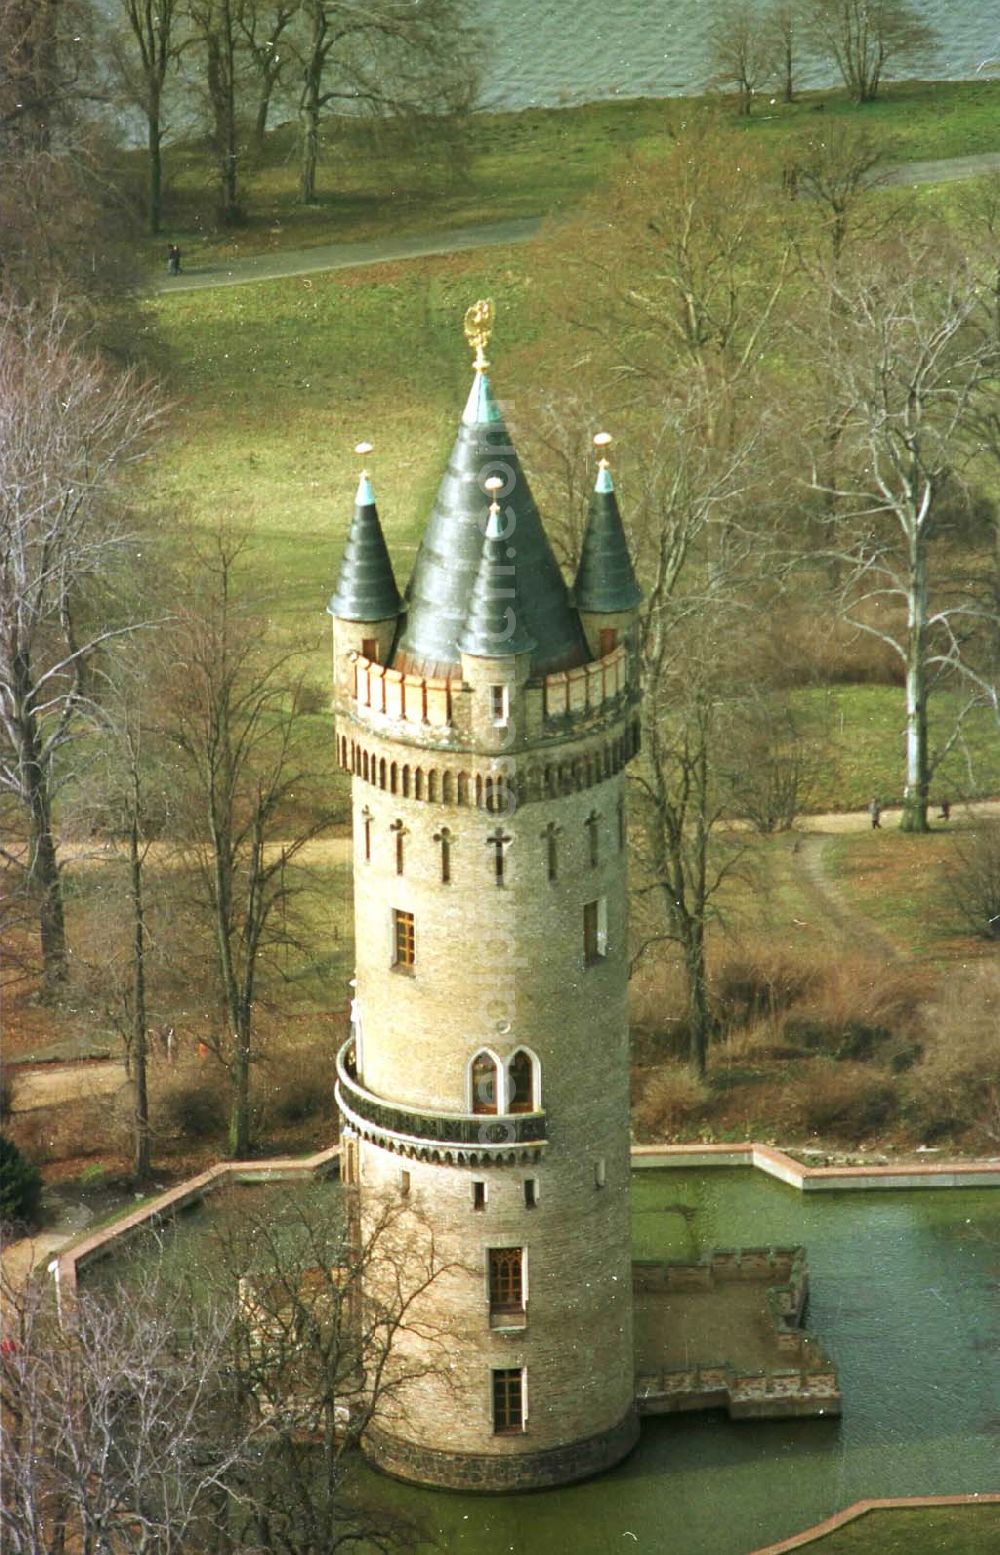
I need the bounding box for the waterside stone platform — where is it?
[633,1249,841,1421]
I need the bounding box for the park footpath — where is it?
[153,151,1000,296]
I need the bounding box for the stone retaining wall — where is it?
[631,1142,1000,1191]
[747,1493,1000,1555]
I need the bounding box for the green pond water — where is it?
[83,1168,1000,1554]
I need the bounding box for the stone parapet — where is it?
[338,643,636,761]
[336,1040,547,1166]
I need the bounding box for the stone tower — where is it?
[329,303,643,1491]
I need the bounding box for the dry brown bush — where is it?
[7,1100,125,1167]
[713,942,818,1031]
[780,1060,898,1141]
[155,1062,228,1143]
[754,600,904,689]
[256,1044,335,1132]
[633,1065,712,1141]
[629,958,691,1060]
[903,966,1000,1147]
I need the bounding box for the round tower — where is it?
[329,304,643,1491]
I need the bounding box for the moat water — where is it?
[84,1167,1000,1554]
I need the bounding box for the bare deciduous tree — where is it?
[804,0,936,102]
[294,0,477,205]
[158,530,338,1156]
[238,0,300,147]
[0,1271,253,1555]
[706,0,774,115]
[0,302,161,994]
[208,1187,451,1555]
[113,0,181,235]
[765,0,810,103]
[805,257,1000,831]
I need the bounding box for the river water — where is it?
[476,0,1000,108]
[84,1168,1000,1554]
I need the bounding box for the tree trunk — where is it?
[128,810,151,1180]
[900,543,930,832]
[14,651,68,993]
[685,920,710,1078]
[300,75,321,203]
[228,1012,251,1157]
[782,41,793,103]
[299,2,324,204]
[147,100,163,237]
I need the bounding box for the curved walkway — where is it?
[152,151,1000,295]
[154,216,543,294]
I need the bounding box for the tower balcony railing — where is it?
[336,1040,547,1156]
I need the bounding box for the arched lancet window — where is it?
[440,770,452,803]
[457,772,469,806]
[475,773,483,809]
[414,768,424,801]
[379,757,387,789]
[390,762,398,795]
[427,770,438,803]
[507,1049,537,1114]
[362,750,370,782]
[470,1051,499,1115]
[402,766,411,798]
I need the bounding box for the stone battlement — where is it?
[341,642,634,753]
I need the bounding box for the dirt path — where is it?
[794,834,901,960]
[8,1058,130,1113]
[788,798,1000,958]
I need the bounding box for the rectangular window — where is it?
[361,637,377,662]
[473,1180,487,1211]
[524,1178,537,1209]
[392,908,415,970]
[489,1247,525,1321]
[399,1169,410,1197]
[595,1156,606,1189]
[583,898,608,966]
[490,684,509,726]
[599,627,618,656]
[492,1368,525,1434]
[363,814,372,862]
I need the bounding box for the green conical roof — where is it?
[458,503,537,658]
[573,464,642,614]
[327,473,402,623]
[393,372,587,676]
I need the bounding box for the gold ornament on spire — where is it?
[354,439,374,475]
[463,298,495,372]
[593,431,613,470]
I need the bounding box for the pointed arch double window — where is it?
[468,1047,540,1115]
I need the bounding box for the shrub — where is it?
[714,946,816,1031]
[158,1067,228,1141]
[0,1133,43,1231]
[903,967,1000,1147]
[633,1065,712,1141]
[782,1061,897,1141]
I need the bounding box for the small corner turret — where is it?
[573,434,642,661]
[328,443,401,700]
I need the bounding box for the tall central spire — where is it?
[392,301,587,679]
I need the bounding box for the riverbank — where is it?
[147,77,1000,270]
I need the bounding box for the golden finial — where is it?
[593,431,613,470]
[354,439,374,473]
[463,298,495,373]
[482,472,500,522]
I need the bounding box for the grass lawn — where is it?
[823,822,995,961]
[143,78,1000,268]
[795,686,1000,813]
[801,1504,1000,1555]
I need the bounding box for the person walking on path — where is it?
[167,243,182,275]
[869,796,882,829]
